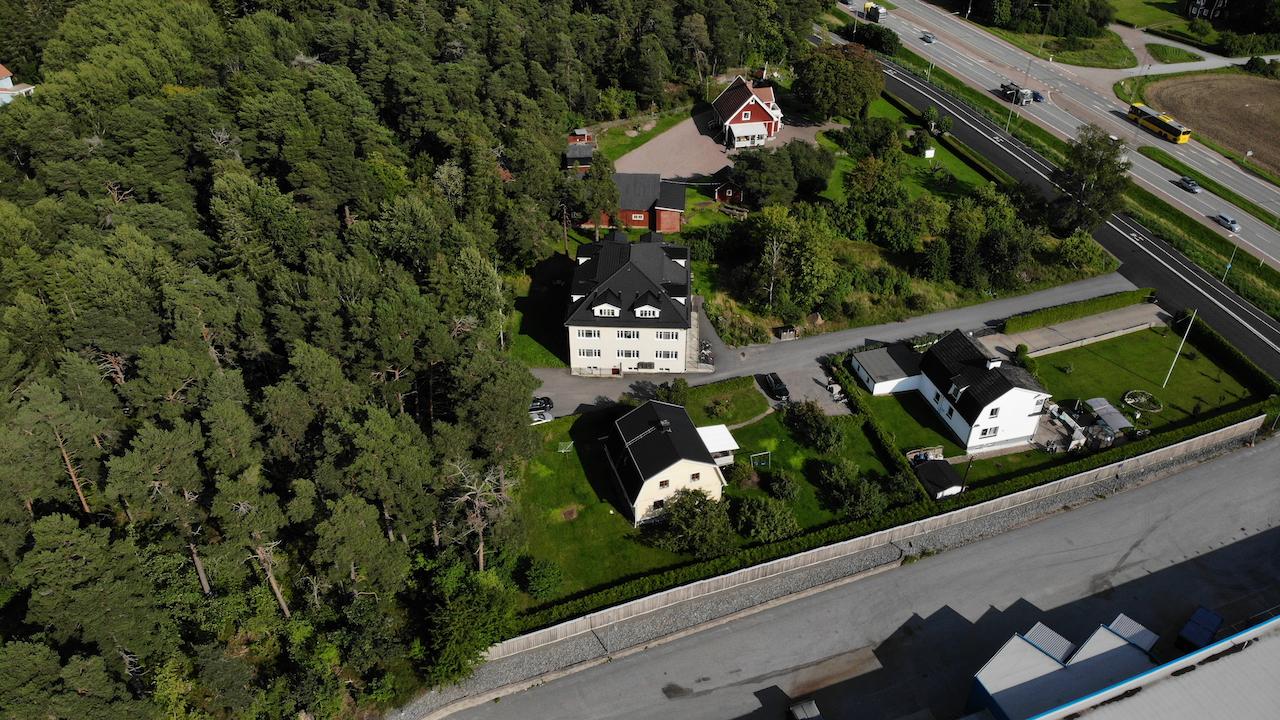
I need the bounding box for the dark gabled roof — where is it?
[615,401,715,502]
[657,181,686,212]
[566,231,691,329]
[565,143,595,161]
[914,459,963,499]
[712,76,756,122]
[920,331,1047,424]
[615,173,662,212]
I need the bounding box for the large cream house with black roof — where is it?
[610,401,727,525]
[566,231,692,376]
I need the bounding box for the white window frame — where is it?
[631,213,645,221]
[725,188,734,196]
[595,306,618,317]
[980,426,998,438]
[636,308,658,319]
[576,328,600,338]
[577,348,601,357]
[617,330,640,339]
[656,330,680,340]
[617,349,640,359]
[655,350,678,359]
[741,111,751,120]
[989,407,999,418]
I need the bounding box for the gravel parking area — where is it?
[613,111,732,178]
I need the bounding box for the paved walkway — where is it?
[533,273,1136,418]
[613,111,732,178]
[979,303,1170,358]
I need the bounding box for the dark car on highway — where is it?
[760,373,790,403]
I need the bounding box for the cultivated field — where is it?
[1145,74,1280,176]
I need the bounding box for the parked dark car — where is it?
[529,396,554,412]
[760,373,790,402]
[1031,90,1045,102]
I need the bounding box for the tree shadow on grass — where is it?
[568,404,636,519]
[515,254,573,362]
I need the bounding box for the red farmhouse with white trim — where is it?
[710,76,783,148]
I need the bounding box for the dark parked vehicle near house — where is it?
[529,396,554,412]
[760,372,790,402]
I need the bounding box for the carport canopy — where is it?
[1086,397,1133,432]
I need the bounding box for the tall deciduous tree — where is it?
[1054,123,1131,231]
[792,44,883,120]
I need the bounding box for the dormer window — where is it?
[636,307,659,319]
[948,383,964,401]
[594,304,619,317]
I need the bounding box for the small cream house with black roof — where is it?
[566,231,691,376]
[609,401,727,525]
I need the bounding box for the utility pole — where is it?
[1162,309,1197,389]
[1221,237,1238,283]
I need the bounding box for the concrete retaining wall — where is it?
[488,415,1264,660]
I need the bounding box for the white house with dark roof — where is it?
[0,65,34,105]
[566,231,691,376]
[849,331,1049,453]
[609,401,727,525]
[711,76,783,148]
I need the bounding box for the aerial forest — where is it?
[0,0,822,716]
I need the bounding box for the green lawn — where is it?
[1112,0,1218,46]
[507,274,567,368]
[680,185,733,232]
[1038,327,1254,432]
[519,407,892,600]
[820,95,989,203]
[987,27,1138,69]
[684,376,771,426]
[519,415,687,602]
[1144,43,1203,64]
[866,391,966,457]
[596,110,691,162]
[729,413,890,528]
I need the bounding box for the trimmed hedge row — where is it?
[1002,288,1154,333]
[828,354,912,476]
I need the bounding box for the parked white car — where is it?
[529,411,552,426]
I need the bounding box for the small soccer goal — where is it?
[557,441,575,455]
[1123,390,1163,413]
[749,450,772,469]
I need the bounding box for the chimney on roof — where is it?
[659,419,672,433]
[986,358,1002,370]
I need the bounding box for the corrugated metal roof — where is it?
[1025,622,1076,663]
[1086,398,1133,432]
[1108,613,1157,652]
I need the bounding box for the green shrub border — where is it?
[1002,288,1154,333]
[517,328,1277,633]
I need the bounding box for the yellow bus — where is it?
[1127,103,1192,144]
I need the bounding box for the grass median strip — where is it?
[986,27,1138,69]
[1137,145,1280,232]
[1122,182,1280,321]
[1144,43,1203,64]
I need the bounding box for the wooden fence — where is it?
[487,415,1264,660]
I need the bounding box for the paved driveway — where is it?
[614,111,732,178]
[530,273,1136,417]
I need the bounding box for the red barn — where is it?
[711,76,783,148]
[714,181,744,205]
[588,173,685,232]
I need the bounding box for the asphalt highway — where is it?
[839,0,1280,268]
[880,65,1280,380]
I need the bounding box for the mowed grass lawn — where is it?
[821,95,988,204]
[1145,43,1203,64]
[728,412,890,529]
[1112,0,1219,45]
[684,376,770,426]
[520,406,893,601]
[1037,327,1255,431]
[519,415,686,602]
[867,391,965,457]
[987,28,1137,69]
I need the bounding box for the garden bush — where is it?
[733,496,800,543]
[644,489,736,559]
[764,471,799,501]
[782,399,844,452]
[520,558,564,601]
